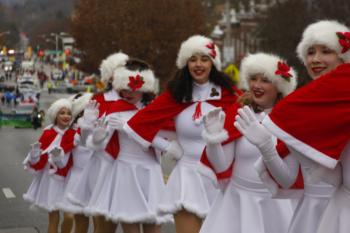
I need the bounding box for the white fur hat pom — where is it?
[100,52,129,84]
[297,20,350,64]
[112,66,158,94]
[176,35,222,70]
[71,93,93,119]
[239,53,297,97]
[47,98,72,124]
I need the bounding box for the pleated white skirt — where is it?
[158,157,219,219]
[200,176,294,233]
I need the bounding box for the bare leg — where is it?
[48,211,60,233]
[122,222,141,233]
[61,212,74,233]
[174,209,202,233]
[96,217,117,233]
[143,223,161,233]
[74,214,89,233]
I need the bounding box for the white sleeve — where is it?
[206,141,235,173]
[263,151,300,188]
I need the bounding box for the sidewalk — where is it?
[0,227,38,233]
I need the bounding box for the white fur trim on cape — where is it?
[262,116,338,169]
[297,20,350,63]
[100,52,129,84]
[71,93,93,119]
[47,98,72,124]
[123,123,151,149]
[176,35,222,71]
[201,128,229,144]
[239,53,297,97]
[112,66,158,93]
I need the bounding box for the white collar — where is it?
[192,82,221,102]
[53,125,67,135]
[104,89,120,101]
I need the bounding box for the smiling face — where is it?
[55,107,72,129]
[305,44,343,80]
[248,73,279,109]
[119,89,143,104]
[187,54,213,84]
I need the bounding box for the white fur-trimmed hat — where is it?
[239,53,297,97]
[297,20,350,64]
[47,98,72,124]
[176,35,222,70]
[112,66,158,94]
[70,93,93,119]
[100,52,129,84]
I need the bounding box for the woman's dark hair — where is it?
[124,58,156,105]
[167,65,235,103]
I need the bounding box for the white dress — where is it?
[66,90,119,208]
[200,133,294,233]
[55,145,94,214]
[157,82,220,218]
[23,126,72,212]
[84,110,171,224]
[250,137,336,233]
[316,141,350,233]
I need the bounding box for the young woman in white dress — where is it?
[124,35,241,233]
[55,92,94,233]
[200,53,298,233]
[23,98,76,233]
[84,58,173,233]
[235,20,350,233]
[65,52,129,233]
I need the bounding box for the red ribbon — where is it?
[192,102,202,121]
[206,42,217,59]
[275,61,292,80]
[336,32,350,54]
[128,74,145,91]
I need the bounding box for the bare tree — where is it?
[71,0,207,88]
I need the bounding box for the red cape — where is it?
[263,63,350,169]
[126,86,242,148]
[30,127,76,177]
[104,99,137,159]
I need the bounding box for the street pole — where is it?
[55,34,59,68]
[51,33,59,68]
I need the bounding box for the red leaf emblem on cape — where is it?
[206,42,217,59]
[275,61,292,81]
[128,74,145,91]
[336,32,350,53]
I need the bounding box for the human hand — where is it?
[83,100,99,124]
[234,106,271,148]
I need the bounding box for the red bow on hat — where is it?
[336,32,350,53]
[275,61,292,81]
[206,42,217,59]
[128,74,145,91]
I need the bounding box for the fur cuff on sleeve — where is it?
[201,129,229,144]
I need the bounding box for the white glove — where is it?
[163,140,184,160]
[108,115,125,130]
[49,146,65,168]
[82,100,99,125]
[202,108,228,144]
[29,142,42,162]
[92,117,109,144]
[234,106,271,148]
